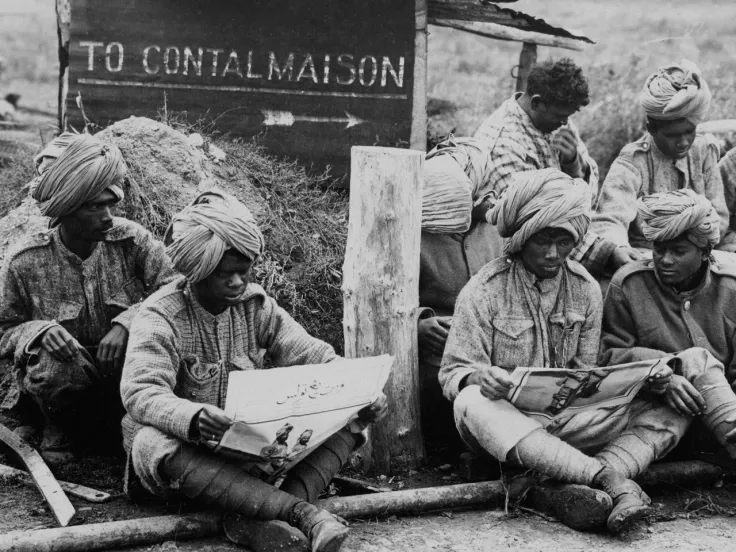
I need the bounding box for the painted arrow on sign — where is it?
[261,110,367,129]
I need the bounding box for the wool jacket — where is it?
[439,256,602,401]
[600,259,736,384]
[0,217,176,364]
[120,279,336,453]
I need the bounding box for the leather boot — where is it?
[592,467,650,533]
[224,513,310,552]
[525,481,613,531]
[289,501,349,552]
[40,420,74,467]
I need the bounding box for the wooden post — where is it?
[343,146,425,474]
[410,0,428,152]
[515,42,538,93]
[56,0,71,131]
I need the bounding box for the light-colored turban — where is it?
[637,189,720,248]
[639,60,711,126]
[167,189,265,282]
[489,168,591,254]
[30,133,125,219]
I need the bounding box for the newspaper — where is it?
[209,355,393,482]
[505,357,671,425]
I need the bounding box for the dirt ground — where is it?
[2,440,736,552]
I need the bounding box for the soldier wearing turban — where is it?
[439,169,684,534]
[573,61,732,283]
[0,133,176,466]
[121,191,387,552]
[601,190,736,479]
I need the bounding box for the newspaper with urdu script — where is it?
[505,356,674,425]
[209,355,393,482]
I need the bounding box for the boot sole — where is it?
[607,503,651,534]
[313,529,349,552]
[224,514,310,552]
[527,483,613,531]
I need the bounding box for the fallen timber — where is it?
[0,423,75,527]
[1,460,732,551]
[0,464,113,503]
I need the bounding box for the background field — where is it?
[3,0,735,176]
[427,0,736,176]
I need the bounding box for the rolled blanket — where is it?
[637,189,720,248]
[167,189,265,282]
[639,60,711,126]
[489,168,591,254]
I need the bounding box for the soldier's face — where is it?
[647,119,697,160]
[64,189,120,242]
[196,250,253,312]
[530,99,580,134]
[652,236,707,287]
[520,228,575,279]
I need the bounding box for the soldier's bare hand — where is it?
[552,129,579,164]
[40,325,79,362]
[467,366,514,401]
[97,324,129,374]
[646,364,673,395]
[665,374,706,416]
[195,405,234,442]
[358,392,388,424]
[418,316,452,356]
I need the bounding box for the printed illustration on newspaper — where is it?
[505,357,673,424]
[208,355,393,482]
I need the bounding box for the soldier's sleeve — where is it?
[112,228,179,331]
[254,294,337,367]
[0,262,58,363]
[701,137,731,249]
[590,156,642,248]
[573,279,602,369]
[439,279,495,401]
[598,279,669,366]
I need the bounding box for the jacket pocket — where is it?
[106,277,147,313]
[30,296,83,324]
[175,355,224,405]
[491,317,535,368]
[548,312,586,365]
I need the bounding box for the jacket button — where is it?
[683,300,691,311]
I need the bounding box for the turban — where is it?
[637,189,720,248]
[639,60,711,126]
[30,133,125,219]
[489,169,591,254]
[167,189,265,282]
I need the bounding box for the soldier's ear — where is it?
[530,95,544,111]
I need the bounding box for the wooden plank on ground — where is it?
[0,464,112,503]
[0,424,76,527]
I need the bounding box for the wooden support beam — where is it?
[343,147,425,474]
[0,512,221,552]
[56,0,70,131]
[410,0,428,152]
[515,42,538,93]
[429,19,587,51]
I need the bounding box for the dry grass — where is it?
[428,0,736,178]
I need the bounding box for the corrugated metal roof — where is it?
[428,0,594,44]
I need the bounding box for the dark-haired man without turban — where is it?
[601,190,736,468]
[575,61,733,279]
[0,133,176,466]
[121,190,387,552]
[440,169,679,534]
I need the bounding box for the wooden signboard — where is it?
[65,0,417,171]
